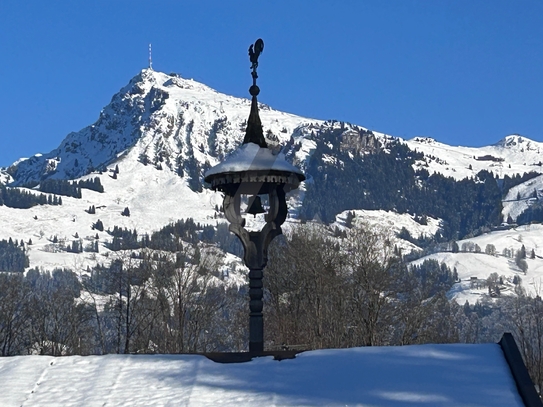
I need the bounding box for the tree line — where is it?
[38,177,104,198]
[0,185,62,209]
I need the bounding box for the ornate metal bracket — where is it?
[223,186,287,270]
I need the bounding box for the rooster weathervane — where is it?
[248,38,264,87]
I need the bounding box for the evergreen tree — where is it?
[452,241,459,253]
[345,211,355,228]
[93,219,104,232]
[0,239,29,272]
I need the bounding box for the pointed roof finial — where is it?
[243,39,267,148]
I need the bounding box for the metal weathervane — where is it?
[248,38,264,86]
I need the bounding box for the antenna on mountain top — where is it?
[148,44,153,70]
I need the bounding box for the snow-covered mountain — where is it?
[7,69,542,187]
[405,134,543,181]
[2,68,543,303]
[6,69,323,186]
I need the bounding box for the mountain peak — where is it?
[7,68,542,190]
[6,70,320,187]
[495,134,531,147]
[410,137,437,145]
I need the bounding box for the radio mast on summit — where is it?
[148,44,153,70]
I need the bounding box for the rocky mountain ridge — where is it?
[5,69,543,189]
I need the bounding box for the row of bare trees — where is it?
[0,243,247,356]
[83,244,248,355]
[0,269,92,356]
[264,224,456,350]
[0,221,543,393]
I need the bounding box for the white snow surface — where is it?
[412,224,543,303]
[0,169,13,185]
[334,209,442,253]
[502,174,543,222]
[405,135,543,181]
[0,344,523,407]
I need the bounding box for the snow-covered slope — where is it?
[502,174,543,222]
[412,224,543,303]
[7,69,323,186]
[334,209,441,253]
[0,344,523,407]
[406,135,543,181]
[0,167,214,271]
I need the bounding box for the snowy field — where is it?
[412,223,543,303]
[0,344,524,407]
[404,135,543,181]
[502,174,543,222]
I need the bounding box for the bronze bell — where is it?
[246,195,266,216]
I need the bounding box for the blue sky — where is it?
[1,1,542,167]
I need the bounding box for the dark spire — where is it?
[243,39,267,148]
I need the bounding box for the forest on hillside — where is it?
[300,128,505,240]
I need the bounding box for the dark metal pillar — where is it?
[249,268,264,353]
[223,187,287,354]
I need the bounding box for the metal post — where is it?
[249,268,264,353]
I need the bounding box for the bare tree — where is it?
[145,243,230,353]
[342,225,404,346]
[25,268,93,356]
[504,289,543,393]
[265,225,342,349]
[103,253,155,354]
[0,273,30,355]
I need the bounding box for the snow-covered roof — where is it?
[0,343,526,406]
[205,142,304,178]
